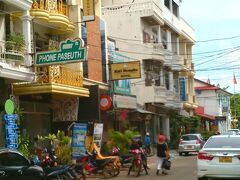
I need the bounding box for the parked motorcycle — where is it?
[127,148,148,177]
[111,146,133,167]
[77,150,118,178]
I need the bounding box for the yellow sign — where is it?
[111,61,141,80]
[83,0,95,22]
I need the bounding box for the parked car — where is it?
[197,135,240,180]
[178,133,205,156]
[226,129,240,135]
[0,148,44,180]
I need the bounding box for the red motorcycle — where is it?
[127,148,147,177]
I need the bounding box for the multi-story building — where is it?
[102,0,196,141]
[0,0,110,147]
[194,79,232,133]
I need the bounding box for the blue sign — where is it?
[72,123,87,159]
[179,77,187,101]
[4,114,17,120]
[3,114,18,149]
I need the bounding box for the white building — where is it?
[194,79,232,133]
[102,0,196,141]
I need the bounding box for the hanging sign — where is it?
[99,95,112,111]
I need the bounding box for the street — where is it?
[88,151,198,180]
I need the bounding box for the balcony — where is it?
[139,85,166,104]
[30,0,75,34]
[102,0,164,25]
[165,90,182,109]
[13,65,89,97]
[0,40,25,66]
[164,50,183,70]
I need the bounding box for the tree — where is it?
[230,94,240,123]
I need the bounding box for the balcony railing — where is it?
[102,0,163,24]
[0,40,25,66]
[32,0,68,16]
[36,66,83,87]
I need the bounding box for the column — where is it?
[176,37,180,55]
[166,30,172,51]
[169,71,173,91]
[21,11,32,67]
[163,116,170,141]
[157,25,162,43]
[160,66,164,86]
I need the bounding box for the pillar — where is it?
[21,11,32,67]
[169,71,173,91]
[160,66,164,86]
[166,30,172,51]
[163,116,170,141]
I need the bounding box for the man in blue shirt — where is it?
[144,132,151,155]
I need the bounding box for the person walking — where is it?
[156,134,169,175]
[144,132,151,155]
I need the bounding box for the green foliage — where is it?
[18,135,32,158]
[231,94,240,121]
[5,32,25,52]
[107,129,139,154]
[200,130,215,141]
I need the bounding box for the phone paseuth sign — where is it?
[111,61,141,80]
[35,38,86,66]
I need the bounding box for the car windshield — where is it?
[182,135,198,141]
[204,137,240,148]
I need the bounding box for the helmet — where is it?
[158,135,166,142]
[112,147,120,155]
[146,132,149,136]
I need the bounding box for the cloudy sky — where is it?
[180,0,240,93]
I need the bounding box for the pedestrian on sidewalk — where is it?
[156,134,170,175]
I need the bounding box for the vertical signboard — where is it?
[93,123,103,149]
[83,0,95,22]
[72,123,87,159]
[4,114,18,149]
[179,77,187,101]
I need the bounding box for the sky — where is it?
[180,0,240,94]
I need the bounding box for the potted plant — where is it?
[5,32,25,52]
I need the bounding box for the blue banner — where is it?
[72,123,87,159]
[179,77,187,101]
[4,114,17,149]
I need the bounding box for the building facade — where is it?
[102,0,196,142]
[194,79,232,133]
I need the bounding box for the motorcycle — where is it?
[127,148,148,177]
[111,146,133,167]
[77,150,118,178]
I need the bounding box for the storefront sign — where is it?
[114,80,131,95]
[72,123,87,159]
[179,77,186,101]
[4,114,18,149]
[93,123,103,149]
[35,39,86,66]
[111,61,141,80]
[113,95,137,109]
[83,0,95,22]
[99,95,112,111]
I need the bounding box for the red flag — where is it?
[233,73,237,84]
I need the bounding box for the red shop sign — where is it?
[100,95,112,111]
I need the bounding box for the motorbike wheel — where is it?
[102,163,116,178]
[132,163,142,177]
[113,164,120,177]
[76,172,86,180]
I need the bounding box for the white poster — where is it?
[93,123,103,149]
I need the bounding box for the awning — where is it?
[196,113,215,120]
[136,108,155,114]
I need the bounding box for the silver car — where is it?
[197,135,240,180]
[178,133,205,156]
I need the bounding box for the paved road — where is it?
[87,150,198,180]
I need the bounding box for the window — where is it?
[172,1,179,17]
[164,0,170,9]
[143,31,151,43]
